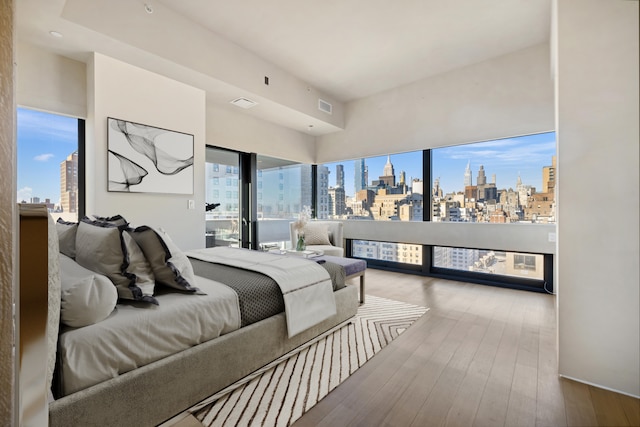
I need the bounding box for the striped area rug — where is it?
[188,295,429,427]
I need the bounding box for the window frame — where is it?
[16,108,85,220]
[340,136,555,293]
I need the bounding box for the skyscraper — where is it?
[383,155,395,178]
[542,156,556,193]
[464,161,472,187]
[60,151,78,214]
[375,155,396,188]
[354,158,366,193]
[336,164,344,188]
[316,165,330,219]
[477,165,487,186]
[328,186,346,217]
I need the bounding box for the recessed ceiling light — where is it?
[144,3,154,14]
[49,31,63,38]
[230,97,258,109]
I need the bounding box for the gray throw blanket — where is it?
[189,256,345,327]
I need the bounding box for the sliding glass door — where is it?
[205,147,243,248]
[205,148,312,250]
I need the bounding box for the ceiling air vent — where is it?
[318,99,332,115]
[230,97,258,109]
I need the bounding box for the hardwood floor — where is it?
[293,269,640,427]
[165,268,639,427]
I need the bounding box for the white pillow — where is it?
[59,254,118,327]
[303,223,332,246]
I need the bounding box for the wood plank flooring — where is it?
[293,269,639,427]
[165,268,639,427]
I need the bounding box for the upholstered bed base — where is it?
[48,285,359,427]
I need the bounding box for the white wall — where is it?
[556,0,639,397]
[316,43,554,161]
[88,53,206,250]
[344,221,556,255]
[16,42,86,118]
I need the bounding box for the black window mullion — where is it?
[239,152,256,250]
[311,164,318,219]
[423,149,431,222]
[78,119,86,219]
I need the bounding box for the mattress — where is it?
[57,275,241,396]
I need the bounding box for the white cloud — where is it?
[17,187,33,203]
[441,140,556,165]
[34,153,55,162]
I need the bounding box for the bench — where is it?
[316,255,366,304]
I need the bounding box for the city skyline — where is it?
[323,132,556,198]
[432,132,556,195]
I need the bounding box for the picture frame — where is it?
[107,117,194,194]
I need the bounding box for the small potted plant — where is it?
[293,205,311,251]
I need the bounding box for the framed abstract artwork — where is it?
[107,117,194,194]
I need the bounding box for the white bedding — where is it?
[58,275,241,396]
[185,247,337,337]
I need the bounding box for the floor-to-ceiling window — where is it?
[428,132,556,291]
[205,132,555,292]
[17,107,84,221]
[319,151,424,264]
[321,132,556,292]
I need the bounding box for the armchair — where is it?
[289,221,344,257]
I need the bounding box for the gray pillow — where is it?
[75,219,157,304]
[56,218,77,258]
[91,214,128,226]
[129,225,202,294]
[59,254,118,327]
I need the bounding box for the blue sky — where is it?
[17,108,78,203]
[323,132,556,197]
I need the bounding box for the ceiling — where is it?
[16,0,552,134]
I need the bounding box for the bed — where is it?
[48,218,359,427]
